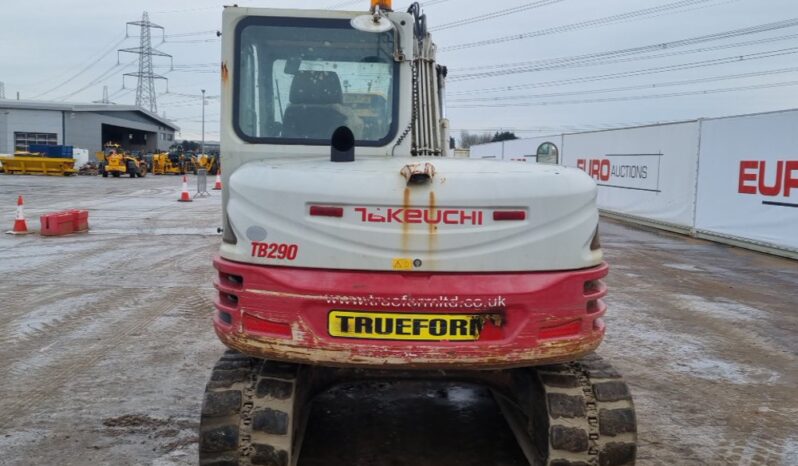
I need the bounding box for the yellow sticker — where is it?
[392,258,413,271]
[328,310,483,341]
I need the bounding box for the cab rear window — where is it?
[235,17,399,146]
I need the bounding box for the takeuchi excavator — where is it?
[200,2,637,465]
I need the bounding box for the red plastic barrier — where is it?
[68,209,89,232]
[39,210,89,236]
[40,212,74,236]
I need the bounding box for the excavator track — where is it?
[200,352,636,466]
[199,350,311,466]
[501,353,637,466]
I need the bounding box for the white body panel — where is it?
[220,157,601,272]
[219,7,602,272]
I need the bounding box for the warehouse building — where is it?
[0,100,179,157]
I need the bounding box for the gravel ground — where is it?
[0,174,795,465]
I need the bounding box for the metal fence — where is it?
[194,169,211,198]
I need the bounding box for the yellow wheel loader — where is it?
[97,143,147,178]
[192,153,219,175]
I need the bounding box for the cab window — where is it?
[236,17,398,146]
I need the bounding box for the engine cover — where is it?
[221,157,601,272]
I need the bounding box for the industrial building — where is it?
[0,100,179,157]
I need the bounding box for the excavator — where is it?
[200,2,637,465]
[97,143,147,178]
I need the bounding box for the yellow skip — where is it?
[0,155,77,176]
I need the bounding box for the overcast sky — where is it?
[2,0,798,141]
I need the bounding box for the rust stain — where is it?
[427,191,437,269]
[217,327,602,370]
[246,288,327,301]
[427,191,437,238]
[221,62,229,84]
[402,187,411,254]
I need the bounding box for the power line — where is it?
[447,18,798,81]
[108,87,131,99]
[165,30,218,38]
[162,38,220,44]
[327,0,451,10]
[162,91,219,99]
[326,1,361,8]
[168,63,218,68]
[441,0,738,52]
[448,80,798,108]
[414,0,453,8]
[450,33,798,82]
[454,127,589,133]
[161,101,216,109]
[449,67,798,102]
[151,6,219,14]
[56,58,138,101]
[55,51,174,103]
[431,0,565,32]
[169,69,219,74]
[31,35,128,99]
[180,119,220,123]
[449,47,798,95]
[452,117,693,133]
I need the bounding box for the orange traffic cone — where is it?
[213,171,222,190]
[178,175,193,202]
[8,195,31,235]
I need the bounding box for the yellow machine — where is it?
[0,151,77,176]
[343,93,391,140]
[151,151,193,175]
[96,143,147,178]
[192,153,219,175]
[152,152,180,175]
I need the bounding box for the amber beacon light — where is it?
[371,0,393,11]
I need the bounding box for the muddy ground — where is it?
[0,175,795,465]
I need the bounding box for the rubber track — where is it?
[200,351,303,466]
[534,353,637,466]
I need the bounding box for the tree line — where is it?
[458,131,518,149]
